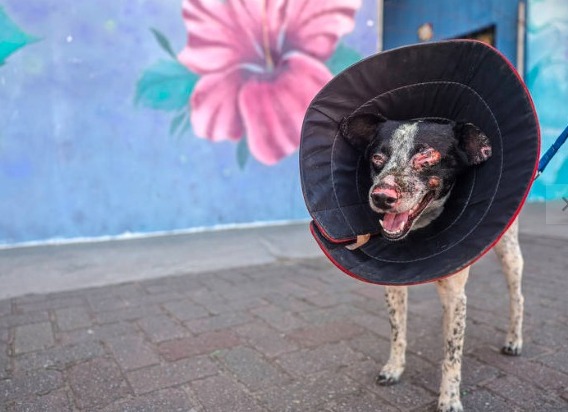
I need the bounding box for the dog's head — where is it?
[341,114,492,241]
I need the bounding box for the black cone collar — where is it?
[300,40,540,285]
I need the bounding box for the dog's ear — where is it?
[340,113,384,151]
[454,122,492,165]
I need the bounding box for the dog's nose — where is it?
[371,187,398,209]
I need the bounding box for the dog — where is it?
[341,113,524,412]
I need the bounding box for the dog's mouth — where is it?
[379,192,435,241]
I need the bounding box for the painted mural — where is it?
[526,0,568,199]
[0,7,37,65]
[0,1,378,245]
[138,0,364,166]
[2,0,564,246]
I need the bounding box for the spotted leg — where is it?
[377,286,407,385]
[494,218,524,355]
[436,267,470,412]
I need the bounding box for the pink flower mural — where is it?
[178,0,361,165]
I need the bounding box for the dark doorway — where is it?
[455,25,496,46]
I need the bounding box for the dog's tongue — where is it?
[383,211,410,232]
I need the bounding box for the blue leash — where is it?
[536,124,568,179]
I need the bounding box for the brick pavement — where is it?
[0,233,567,411]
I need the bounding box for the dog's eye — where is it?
[371,153,387,168]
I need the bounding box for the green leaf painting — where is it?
[236,138,250,169]
[169,110,189,137]
[326,42,362,75]
[135,59,198,111]
[0,6,38,65]
[150,27,177,59]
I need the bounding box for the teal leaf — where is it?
[135,59,198,111]
[325,42,363,75]
[236,138,250,169]
[0,6,39,65]
[169,110,188,136]
[179,115,192,136]
[150,27,177,59]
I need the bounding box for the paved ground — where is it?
[0,203,567,411]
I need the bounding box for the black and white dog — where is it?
[341,114,524,412]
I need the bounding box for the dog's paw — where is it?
[437,400,463,412]
[501,342,522,356]
[375,372,400,386]
[376,364,403,386]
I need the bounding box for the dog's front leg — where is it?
[436,267,470,412]
[377,285,407,385]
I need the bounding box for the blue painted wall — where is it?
[0,0,378,245]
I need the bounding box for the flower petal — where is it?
[226,0,288,53]
[179,0,256,73]
[207,0,291,73]
[190,68,245,142]
[283,0,361,60]
[238,53,332,165]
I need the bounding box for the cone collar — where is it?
[300,40,540,285]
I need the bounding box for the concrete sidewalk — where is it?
[0,202,567,411]
[0,201,567,300]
